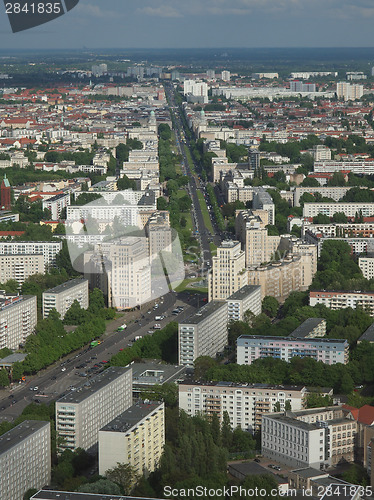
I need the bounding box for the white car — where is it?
[61,367,66,372]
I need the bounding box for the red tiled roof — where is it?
[342,404,360,421]
[357,405,374,426]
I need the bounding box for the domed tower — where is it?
[148,110,157,133]
[1,174,11,211]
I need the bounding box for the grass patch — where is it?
[197,190,214,234]
[210,242,217,256]
[183,144,196,174]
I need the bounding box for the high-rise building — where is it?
[225,285,262,322]
[56,367,132,452]
[221,70,231,81]
[42,193,70,220]
[42,279,89,319]
[178,301,228,366]
[0,420,51,500]
[0,294,37,350]
[0,241,62,270]
[99,401,165,477]
[0,174,11,210]
[336,82,364,101]
[208,240,247,302]
[206,69,215,79]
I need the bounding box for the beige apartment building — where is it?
[178,301,228,366]
[0,294,37,350]
[179,381,306,432]
[208,240,248,302]
[359,255,374,280]
[145,211,172,259]
[0,253,44,284]
[99,401,165,477]
[56,367,133,452]
[248,255,303,301]
[0,421,51,500]
[42,279,89,319]
[310,290,374,316]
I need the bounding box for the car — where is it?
[34,399,41,404]
[254,458,260,463]
[33,386,38,391]
[61,367,66,372]
[8,394,15,398]
[274,466,281,470]
[119,348,124,351]
[51,376,57,380]
[101,360,108,364]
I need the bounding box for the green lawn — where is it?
[197,190,214,234]
[183,145,196,174]
[210,242,217,256]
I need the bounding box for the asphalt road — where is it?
[0,290,200,422]
[164,82,222,269]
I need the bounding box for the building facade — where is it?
[225,285,262,322]
[0,253,44,284]
[0,294,37,350]
[178,301,228,366]
[99,401,165,477]
[179,381,306,432]
[310,290,374,316]
[237,335,349,366]
[56,367,132,452]
[0,421,51,500]
[42,279,89,319]
[0,241,62,270]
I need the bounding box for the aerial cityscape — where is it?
[2,2,374,500]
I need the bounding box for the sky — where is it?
[1,0,374,50]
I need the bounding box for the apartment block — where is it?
[310,290,374,316]
[0,241,62,269]
[145,211,172,259]
[225,285,262,322]
[336,82,364,101]
[303,202,374,219]
[179,381,306,432]
[314,160,374,175]
[42,279,89,319]
[0,420,51,500]
[235,209,280,267]
[262,407,357,469]
[99,401,165,477]
[178,301,228,366]
[359,255,374,280]
[56,367,132,452]
[288,318,327,339]
[237,335,349,366]
[293,186,354,207]
[42,192,70,220]
[252,188,275,225]
[0,253,44,284]
[247,255,305,301]
[208,240,248,302]
[0,294,37,350]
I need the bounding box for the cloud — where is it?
[75,4,118,18]
[137,5,183,17]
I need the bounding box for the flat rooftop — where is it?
[100,401,163,434]
[179,380,305,392]
[180,300,227,325]
[227,284,261,301]
[291,467,328,479]
[131,361,186,386]
[56,367,131,405]
[288,318,326,338]
[237,335,347,345]
[43,279,88,296]
[263,413,320,431]
[0,420,49,455]
[31,492,163,500]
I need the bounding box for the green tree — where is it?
[78,480,122,495]
[262,296,279,318]
[106,462,140,495]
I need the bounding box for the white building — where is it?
[303,202,374,219]
[0,294,37,350]
[42,279,89,319]
[252,188,275,225]
[99,401,165,477]
[336,82,364,101]
[42,193,70,220]
[56,367,132,452]
[0,420,51,500]
[179,381,306,433]
[0,241,62,270]
[183,80,208,97]
[225,285,262,322]
[310,290,374,316]
[178,301,228,366]
[221,71,231,82]
[314,160,374,175]
[359,255,374,280]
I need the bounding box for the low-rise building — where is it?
[359,255,374,280]
[99,401,165,477]
[42,279,89,319]
[178,301,228,366]
[0,420,51,500]
[310,290,374,316]
[237,335,349,366]
[288,318,326,339]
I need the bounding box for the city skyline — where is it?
[1,0,374,49]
